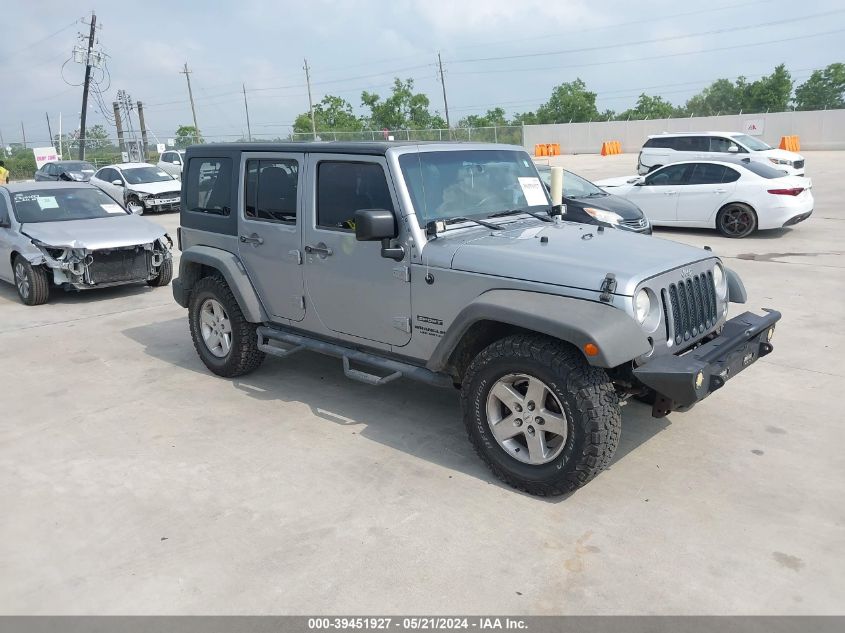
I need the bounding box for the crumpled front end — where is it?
[33,236,172,289]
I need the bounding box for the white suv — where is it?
[637,132,805,177]
[157,150,186,178]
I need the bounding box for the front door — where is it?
[631,163,694,223]
[302,155,411,347]
[237,153,305,322]
[675,163,738,226]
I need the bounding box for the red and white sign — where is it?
[743,119,765,136]
[33,146,59,169]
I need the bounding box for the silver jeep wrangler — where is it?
[172,142,780,495]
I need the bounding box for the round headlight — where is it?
[635,289,651,323]
[713,263,728,299]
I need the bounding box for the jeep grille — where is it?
[661,272,718,346]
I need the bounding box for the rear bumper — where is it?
[632,309,781,417]
[783,209,813,227]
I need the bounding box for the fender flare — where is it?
[726,267,747,304]
[173,245,267,323]
[426,289,652,371]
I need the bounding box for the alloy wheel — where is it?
[200,298,233,358]
[485,373,569,465]
[14,262,30,300]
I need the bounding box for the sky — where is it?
[2,0,844,146]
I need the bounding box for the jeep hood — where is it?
[21,215,167,250]
[422,220,715,297]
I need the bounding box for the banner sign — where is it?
[32,147,58,169]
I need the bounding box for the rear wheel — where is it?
[717,203,757,238]
[13,255,50,306]
[461,334,621,496]
[188,276,264,377]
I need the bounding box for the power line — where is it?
[450,9,845,65]
[449,28,845,77]
[0,18,80,62]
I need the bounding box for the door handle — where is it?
[663,191,677,195]
[304,243,333,257]
[713,189,727,194]
[240,233,264,246]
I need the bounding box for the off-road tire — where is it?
[188,275,265,377]
[13,255,50,306]
[146,258,173,287]
[716,203,757,238]
[461,334,621,496]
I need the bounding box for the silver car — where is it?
[0,182,173,305]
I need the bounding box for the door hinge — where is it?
[288,249,302,265]
[392,317,411,333]
[599,273,617,303]
[294,296,305,310]
[392,265,410,282]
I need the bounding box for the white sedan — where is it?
[595,160,813,238]
[90,163,182,214]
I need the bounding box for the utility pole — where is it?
[78,11,97,159]
[137,101,148,160]
[242,84,252,142]
[437,52,451,138]
[303,58,317,141]
[20,122,27,149]
[0,130,6,158]
[45,113,54,147]
[113,101,125,153]
[180,62,200,143]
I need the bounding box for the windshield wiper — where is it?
[444,216,504,230]
[489,208,552,222]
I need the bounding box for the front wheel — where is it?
[13,255,50,306]
[717,203,757,238]
[146,258,173,287]
[461,334,621,496]
[126,196,145,215]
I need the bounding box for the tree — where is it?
[293,95,363,134]
[175,125,203,148]
[535,79,599,123]
[457,107,508,129]
[795,63,845,110]
[59,124,111,154]
[361,78,444,130]
[509,111,538,126]
[745,64,792,113]
[617,94,679,120]
[685,77,748,116]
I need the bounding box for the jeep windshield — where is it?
[11,188,127,223]
[398,149,550,225]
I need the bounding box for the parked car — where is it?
[171,141,780,496]
[0,182,173,305]
[637,132,805,177]
[535,164,651,234]
[596,160,813,238]
[157,150,185,178]
[90,163,181,214]
[33,160,96,182]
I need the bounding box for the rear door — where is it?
[0,193,13,282]
[302,154,411,346]
[92,167,123,200]
[629,163,692,223]
[675,163,738,225]
[237,152,306,322]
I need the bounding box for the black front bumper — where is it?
[632,310,781,417]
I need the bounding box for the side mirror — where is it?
[354,208,404,261]
[629,176,645,185]
[111,179,123,186]
[728,146,739,153]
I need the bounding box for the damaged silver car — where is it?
[0,182,173,305]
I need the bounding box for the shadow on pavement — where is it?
[123,316,670,501]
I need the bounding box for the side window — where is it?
[645,163,690,186]
[721,167,741,183]
[317,161,394,230]
[97,168,112,182]
[688,163,727,185]
[43,164,54,175]
[0,195,9,222]
[244,159,299,223]
[161,153,173,163]
[185,158,233,216]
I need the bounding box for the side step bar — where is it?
[256,326,452,388]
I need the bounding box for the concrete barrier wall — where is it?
[524,109,845,154]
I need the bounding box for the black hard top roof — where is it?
[186,140,464,156]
